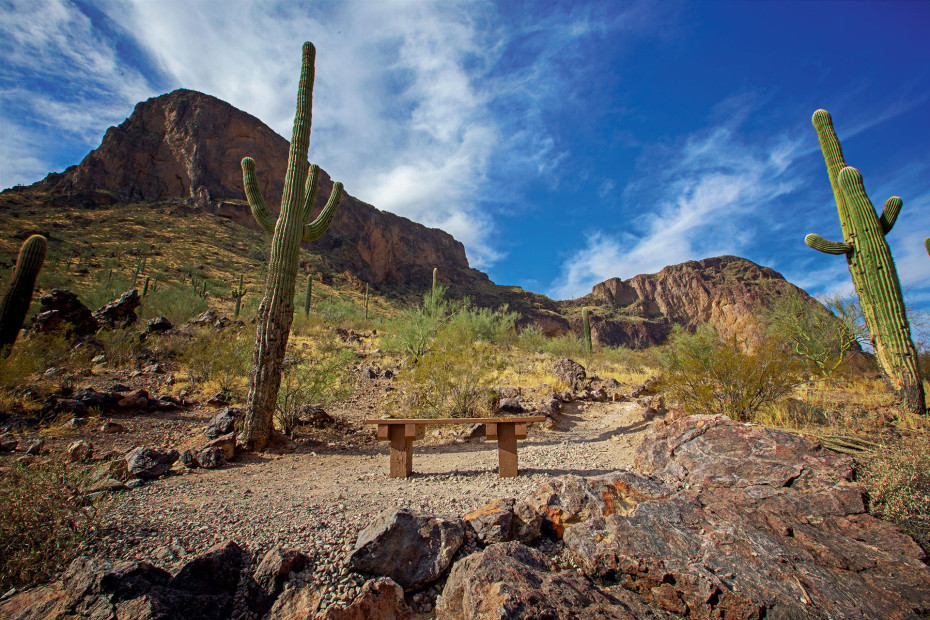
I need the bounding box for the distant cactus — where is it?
[432,267,438,299]
[143,276,151,297]
[364,283,370,322]
[0,235,47,358]
[304,274,312,316]
[582,307,592,354]
[805,109,924,414]
[240,42,344,451]
[233,274,246,318]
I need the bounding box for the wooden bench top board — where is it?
[363,417,546,425]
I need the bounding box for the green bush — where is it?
[314,296,366,325]
[140,284,208,324]
[659,326,805,422]
[178,327,251,393]
[402,321,505,418]
[0,459,112,591]
[541,333,588,359]
[515,325,547,353]
[275,338,355,436]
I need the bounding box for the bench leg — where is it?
[389,425,413,478]
[497,422,518,477]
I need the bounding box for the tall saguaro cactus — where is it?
[805,109,924,414]
[582,307,592,354]
[240,42,344,450]
[0,235,47,358]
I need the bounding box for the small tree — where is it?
[766,292,866,376]
[660,326,805,422]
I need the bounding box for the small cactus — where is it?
[233,274,246,318]
[0,235,47,358]
[582,307,592,354]
[142,276,151,297]
[364,283,370,322]
[304,274,312,316]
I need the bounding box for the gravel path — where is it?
[81,396,651,614]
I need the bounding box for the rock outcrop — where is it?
[581,255,835,349]
[36,89,484,288]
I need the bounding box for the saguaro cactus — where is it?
[0,235,47,358]
[582,308,592,354]
[304,274,312,316]
[805,109,924,414]
[233,274,246,318]
[240,42,344,450]
[432,267,438,299]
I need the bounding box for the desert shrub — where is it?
[660,326,805,422]
[445,304,518,346]
[314,296,366,325]
[0,459,112,591]
[402,322,505,418]
[541,333,588,359]
[95,328,146,370]
[515,325,548,353]
[858,434,930,554]
[275,339,355,436]
[178,327,251,393]
[381,284,457,360]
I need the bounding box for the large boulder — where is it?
[253,546,310,600]
[348,508,464,591]
[324,578,412,620]
[437,541,674,620]
[549,358,586,390]
[204,407,240,438]
[462,497,542,546]
[555,415,930,619]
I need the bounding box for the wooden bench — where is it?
[364,417,546,478]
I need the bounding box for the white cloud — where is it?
[548,100,805,300]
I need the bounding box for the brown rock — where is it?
[463,498,542,545]
[67,440,93,463]
[117,389,149,409]
[92,289,141,329]
[323,578,412,620]
[557,415,930,620]
[29,289,98,339]
[437,541,673,620]
[265,585,322,619]
[550,358,586,390]
[202,432,237,460]
[253,547,310,599]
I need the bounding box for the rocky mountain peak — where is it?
[38,88,483,287]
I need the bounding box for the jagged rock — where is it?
[67,440,93,463]
[64,416,88,429]
[25,438,45,456]
[437,541,672,620]
[298,405,336,428]
[141,363,165,374]
[523,470,672,538]
[206,391,229,406]
[71,387,111,408]
[202,432,237,460]
[348,508,465,591]
[117,389,149,409]
[254,547,310,599]
[204,407,240,438]
[265,585,322,619]
[85,478,128,494]
[100,421,126,434]
[497,398,524,414]
[125,446,179,480]
[550,359,586,390]
[540,397,561,417]
[41,396,87,419]
[146,316,173,333]
[554,415,930,619]
[93,289,141,329]
[324,577,412,620]
[363,366,379,379]
[180,450,198,469]
[195,446,226,469]
[92,458,130,482]
[185,310,219,329]
[463,498,542,546]
[630,377,658,397]
[0,433,17,452]
[29,289,99,339]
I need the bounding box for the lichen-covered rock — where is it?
[204,407,240,438]
[30,289,98,339]
[93,289,141,329]
[463,498,541,546]
[348,508,464,591]
[195,446,227,469]
[550,358,586,390]
[323,577,412,620]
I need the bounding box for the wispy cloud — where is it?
[548,95,806,299]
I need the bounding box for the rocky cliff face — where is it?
[38,89,483,287]
[575,255,827,349]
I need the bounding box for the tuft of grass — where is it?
[0,459,114,591]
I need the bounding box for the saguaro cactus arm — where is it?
[303,178,343,242]
[243,157,276,234]
[0,234,47,357]
[805,234,852,255]
[878,196,902,235]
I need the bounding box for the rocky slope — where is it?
[6,89,838,347]
[32,89,485,289]
[575,255,833,349]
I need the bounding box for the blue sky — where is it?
[1,0,928,309]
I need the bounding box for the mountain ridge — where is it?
[3,88,832,348]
